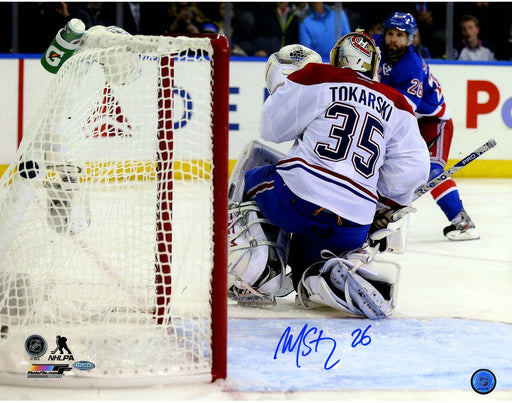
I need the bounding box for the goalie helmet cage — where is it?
[0,28,228,387]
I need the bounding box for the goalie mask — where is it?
[329,31,381,81]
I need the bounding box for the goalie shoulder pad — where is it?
[265,44,322,94]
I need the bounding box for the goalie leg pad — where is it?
[296,263,365,317]
[228,201,290,304]
[343,251,401,311]
[297,256,400,319]
[330,260,389,319]
[228,140,286,203]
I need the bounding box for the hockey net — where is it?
[0,27,228,386]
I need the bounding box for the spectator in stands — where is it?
[118,3,170,35]
[201,2,225,34]
[367,20,383,36]
[228,3,258,56]
[79,2,115,28]
[502,23,512,61]
[293,2,309,23]
[455,14,495,61]
[166,2,207,35]
[298,2,351,61]
[252,2,300,57]
[413,30,431,59]
[412,2,446,59]
[19,2,74,52]
[454,2,508,48]
[414,2,433,42]
[200,2,248,55]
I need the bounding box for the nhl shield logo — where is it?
[24,334,48,358]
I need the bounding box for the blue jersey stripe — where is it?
[276,163,377,205]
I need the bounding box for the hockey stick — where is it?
[390,138,497,222]
[413,138,497,201]
[361,138,498,262]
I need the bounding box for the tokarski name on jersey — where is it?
[329,85,393,122]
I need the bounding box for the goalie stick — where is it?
[413,138,497,200]
[363,138,498,261]
[390,138,497,222]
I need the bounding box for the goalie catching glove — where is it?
[265,44,322,94]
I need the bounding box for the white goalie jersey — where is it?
[260,63,430,225]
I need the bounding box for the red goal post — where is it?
[158,32,229,382]
[204,32,229,382]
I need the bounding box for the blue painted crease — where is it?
[227,318,512,392]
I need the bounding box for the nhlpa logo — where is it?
[48,335,74,361]
[350,36,371,56]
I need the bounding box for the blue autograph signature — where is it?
[274,323,372,370]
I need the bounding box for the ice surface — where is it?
[228,318,512,392]
[1,178,511,400]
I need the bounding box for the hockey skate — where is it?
[443,208,480,241]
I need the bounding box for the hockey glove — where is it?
[369,206,417,252]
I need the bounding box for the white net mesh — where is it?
[0,27,222,385]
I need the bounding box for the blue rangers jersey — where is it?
[375,35,451,120]
[260,63,429,225]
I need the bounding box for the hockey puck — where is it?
[18,160,40,179]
